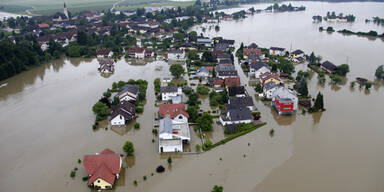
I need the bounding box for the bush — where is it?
[136,105,144,113]
[134,123,140,129]
[123,141,134,156]
[143,176,147,181]
[167,157,172,165]
[156,165,165,173]
[152,129,158,135]
[195,144,201,151]
[82,176,89,181]
[70,170,76,178]
[92,102,109,121]
[133,180,138,185]
[203,139,213,151]
[197,85,210,95]
[78,159,81,164]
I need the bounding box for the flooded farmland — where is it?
[1,1,384,192]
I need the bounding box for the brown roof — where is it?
[83,149,121,186]
[243,48,262,57]
[214,79,224,86]
[225,77,241,87]
[96,48,112,56]
[259,72,280,84]
[159,104,189,119]
[127,47,145,54]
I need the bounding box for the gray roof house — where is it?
[227,96,255,111]
[117,84,139,102]
[220,107,253,125]
[321,61,337,73]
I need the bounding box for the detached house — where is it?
[220,107,253,126]
[271,87,298,115]
[159,104,189,123]
[160,86,182,101]
[290,49,305,62]
[228,86,247,97]
[168,50,185,60]
[224,77,241,88]
[250,61,270,78]
[98,59,114,74]
[116,84,139,102]
[263,81,280,99]
[269,47,286,56]
[243,47,262,59]
[97,49,113,58]
[217,64,238,79]
[83,149,122,190]
[110,101,136,126]
[191,67,210,78]
[321,61,337,73]
[259,72,281,85]
[127,48,145,59]
[158,115,190,153]
[228,96,255,111]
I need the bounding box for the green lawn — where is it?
[117,1,195,12]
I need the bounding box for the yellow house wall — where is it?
[93,178,113,190]
[265,78,280,84]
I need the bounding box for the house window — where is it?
[178,115,183,119]
[98,180,100,183]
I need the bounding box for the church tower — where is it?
[63,2,69,19]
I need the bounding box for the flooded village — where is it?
[1,1,384,192]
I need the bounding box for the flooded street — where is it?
[1,1,384,192]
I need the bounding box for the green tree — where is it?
[186,106,199,122]
[123,141,134,156]
[170,64,185,78]
[67,44,81,57]
[212,185,223,192]
[197,112,213,132]
[187,93,199,106]
[336,64,350,76]
[375,65,384,80]
[297,79,308,97]
[154,78,161,92]
[77,31,88,46]
[255,83,263,93]
[187,50,199,60]
[92,102,109,120]
[309,52,316,64]
[167,156,172,165]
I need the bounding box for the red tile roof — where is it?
[225,77,241,87]
[159,104,189,119]
[83,149,121,186]
[213,79,224,86]
[38,23,49,28]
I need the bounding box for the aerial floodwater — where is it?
[0,1,384,192]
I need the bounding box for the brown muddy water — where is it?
[1,1,384,192]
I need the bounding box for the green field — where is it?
[0,0,196,15]
[1,0,119,15]
[117,1,195,12]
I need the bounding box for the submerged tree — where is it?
[211,185,224,192]
[123,141,135,156]
[310,92,325,112]
[375,65,384,80]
